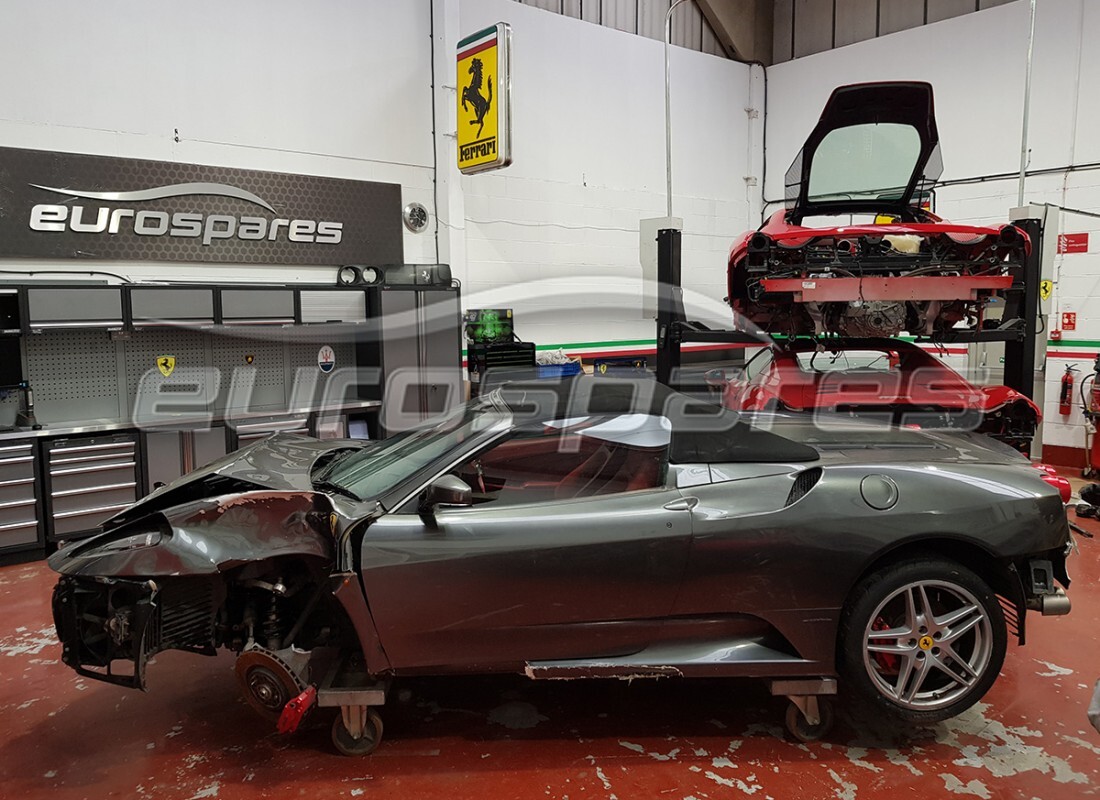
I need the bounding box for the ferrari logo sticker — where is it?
[1040,280,1053,301]
[156,356,176,377]
[457,23,512,174]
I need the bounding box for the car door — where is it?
[359,413,694,672]
[671,465,851,671]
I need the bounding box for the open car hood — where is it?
[785,81,942,222]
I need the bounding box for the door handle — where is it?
[663,496,698,511]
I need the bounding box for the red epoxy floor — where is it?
[1,529,1097,800]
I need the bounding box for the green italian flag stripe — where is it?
[1049,339,1100,348]
[458,26,497,50]
[456,336,1100,358]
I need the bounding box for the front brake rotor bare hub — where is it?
[234,645,307,722]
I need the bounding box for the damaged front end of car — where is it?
[53,569,221,690]
[48,486,335,691]
[51,510,226,689]
[47,434,383,697]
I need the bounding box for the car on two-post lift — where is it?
[714,81,1040,450]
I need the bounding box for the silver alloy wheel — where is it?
[862,579,994,710]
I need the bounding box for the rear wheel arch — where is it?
[843,537,1025,644]
[849,538,1013,598]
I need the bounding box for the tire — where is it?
[838,556,1007,724]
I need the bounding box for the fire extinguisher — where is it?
[1081,356,1100,478]
[1087,355,1100,419]
[1060,364,1079,416]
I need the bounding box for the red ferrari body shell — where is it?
[720,340,1040,447]
[727,83,1032,338]
[726,210,1032,337]
[729,209,1032,270]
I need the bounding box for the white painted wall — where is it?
[0,0,440,282]
[765,0,1100,451]
[455,0,755,350]
[0,0,755,357]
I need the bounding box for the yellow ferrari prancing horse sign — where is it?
[457,23,512,174]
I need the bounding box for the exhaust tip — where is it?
[1039,588,1071,616]
[999,225,1021,246]
[748,233,772,252]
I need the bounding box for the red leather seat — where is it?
[555,445,663,499]
[623,455,660,492]
[554,445,612,499]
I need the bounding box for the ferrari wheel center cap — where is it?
[918,635,934,651]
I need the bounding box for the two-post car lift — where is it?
[652,217,1046,740]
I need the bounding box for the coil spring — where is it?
[262,589,286,649]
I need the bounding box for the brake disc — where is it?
[234,645,308,722]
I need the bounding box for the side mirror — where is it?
[703,368,729,388]
[420,475,473,516]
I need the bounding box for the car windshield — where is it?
[316,396,510,501]
[807,123,921,203]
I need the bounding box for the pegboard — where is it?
[211,333,286,411]
[286,337,355,374]
[285,336,357,408]
[25,330,122,421]
[123,329,210,403]
[16,322,374,426]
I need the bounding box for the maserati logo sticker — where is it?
[317,345,336,374]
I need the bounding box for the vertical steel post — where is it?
[655,228,684,387]
[1004,217,1041,402]
[665,0,690,219]
[1017,0,1038,208]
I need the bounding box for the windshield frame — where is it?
[783,82,941,223]
[316,393,514,510]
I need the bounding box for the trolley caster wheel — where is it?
[331,708,383,756]
[784,697,834,743]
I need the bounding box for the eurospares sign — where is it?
[0,146,403,265]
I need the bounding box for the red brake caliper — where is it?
[871,617,900,674]
[277,685,318,734]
